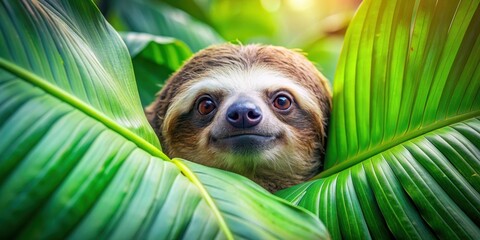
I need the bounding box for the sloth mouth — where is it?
[210,133,278,154]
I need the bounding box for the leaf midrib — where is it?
[314,110,480,179]
[0,57,169,160]
[171,159,234,239]
[0,57,234,240]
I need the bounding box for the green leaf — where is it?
[120,32,192,107]
[107,0,224,52]
[180,160,330,239]
[277,0,480,238]
[324,0,480,171]
[158,0,212,25]
[0,0,159,148]
[0,0,327,239]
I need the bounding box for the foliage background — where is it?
[101,0,361,84]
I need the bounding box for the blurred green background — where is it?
[100,0,361,82]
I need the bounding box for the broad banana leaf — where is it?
[0,0,328,239]
[120,32,192,107]
[106,0,224,52]
[276,0,480,239]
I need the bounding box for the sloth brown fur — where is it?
[146,44,331,192]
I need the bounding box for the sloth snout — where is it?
[226,101,262,128]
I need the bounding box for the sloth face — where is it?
[147,44,331,192]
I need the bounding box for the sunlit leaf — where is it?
[0,0,159,147]
[277,0,480,238]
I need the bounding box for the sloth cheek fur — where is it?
[251,108,324,190]
[164,112,219,168]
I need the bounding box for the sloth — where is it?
[146,44,331,192]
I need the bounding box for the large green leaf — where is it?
[0,0,159,148]
[120,32,192,107]
[277,0,480,238]
[107,0,224,52]
[0,0,327,238]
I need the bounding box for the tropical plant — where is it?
[0,0,326,238]
[277,0,480,238]
[0,0,479,240]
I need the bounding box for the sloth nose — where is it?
[226,102,262,128]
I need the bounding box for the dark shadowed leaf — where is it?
[106,0,224,52]
[120,32,192,107]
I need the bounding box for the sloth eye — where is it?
[197,96,216,115]
[273,94,292,110]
